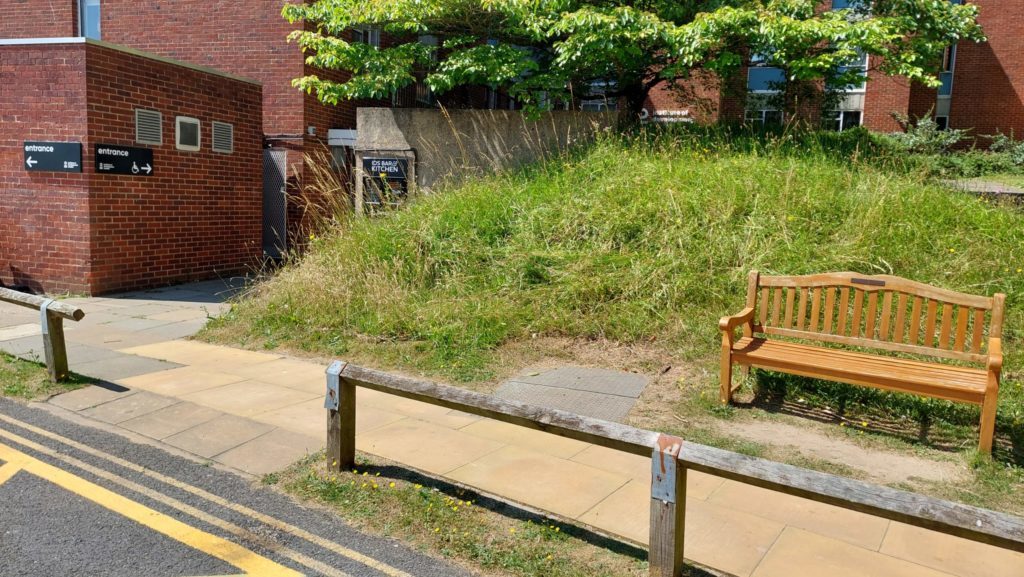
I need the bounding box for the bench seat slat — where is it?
[732,338,987,404]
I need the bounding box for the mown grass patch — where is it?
[0,353,90,400]
[272,453,652,577]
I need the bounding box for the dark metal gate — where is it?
[262,149,288,260]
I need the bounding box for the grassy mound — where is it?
[204,128,1023,428]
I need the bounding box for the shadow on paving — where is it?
[350,462,727,577]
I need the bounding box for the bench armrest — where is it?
[988,337,1003,374]
[719,307,756,332]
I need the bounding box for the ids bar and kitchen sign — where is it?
[362,157,408,180]
[23,142,82,172]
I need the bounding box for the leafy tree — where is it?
[283,0,984,118]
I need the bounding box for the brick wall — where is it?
[0,0,77,39]
[0,41,262,295]
[98,0,305,140]
[0,43,91,294]
[948,0,1024,139]
[84,43,263,294]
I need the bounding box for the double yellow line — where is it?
[0,413,414,577]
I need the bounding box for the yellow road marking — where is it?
[0,442,301,577]
[0,413,415,577]
[0,460,25,485]
[0,426,349,577]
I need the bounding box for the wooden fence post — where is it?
[325,360,355,472]
[650,434,686,577]
[39,300,69,383]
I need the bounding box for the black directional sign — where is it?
[95,144,154,176]
[23,142,82,173]
[362,157,408,180]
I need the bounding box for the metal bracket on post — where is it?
[325,360,345,410]
[325,360,353,473]
[650,434,686,577]
[39,298,55,335]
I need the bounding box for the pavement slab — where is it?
[447,445,631,519]
[78,391,181,425]
[494,381,638,422]
[459,419,590,459]
[180,380,319,418]
[0,323,41,341]
[72,353,182,382]
[118,366,246,396]
[252,398,405,439]
[120,340,281,367]
[879,522,1024,577]
[752,527,954,577]
[510,366,649,397]
[119,401,224,440]
[356,419,504,476]
[213,428,321,476]
[162,414,275,459]
[48,385,136,412]
[707,481,890,551]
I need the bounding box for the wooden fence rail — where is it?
[0,287,84,382]
[324,361,1024,576]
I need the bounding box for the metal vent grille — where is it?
[135,109,162,145]
[212,121,234,154]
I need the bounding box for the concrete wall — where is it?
[355,108,618,191]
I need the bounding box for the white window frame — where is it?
[938,45,957,99]
[175,116,201,152]
[134,109,163,146]
[747,56,786,95]
[78,0,101,39]
[352,26,380,48]
[211,121,234,154]
[745,109,784,126]
[823,109,863,131]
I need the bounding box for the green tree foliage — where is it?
[283,0,984,116]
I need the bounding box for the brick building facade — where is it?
[0,39,262,294]
[644,0,1024,139]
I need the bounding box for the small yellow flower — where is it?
[332,460,337,467]
[434,528,440,533]
[861,421,868,427]
[546,555,553,561]
[453,506,458,512]
[949,248,955,253]
[372,484,378,489]
[840,422,846,427]
[389,482,396,489]
[510,528,516,534]
[363,472,368,477]
[787,215,795,221]
[1018,268,1023,273]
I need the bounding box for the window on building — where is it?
[175,117,201,151]
[939,44,956,97]
[211,122,234,154]
[747,66,786,93]
[78,0,101,39]
[745,109,783,127]
[415,35,438,106]
[823,110,863,131]
[135,109,162,145]
[352,27,380,48]
[581,81,618,112]
[831,51,868,92]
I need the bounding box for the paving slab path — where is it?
[2,279,1023,577]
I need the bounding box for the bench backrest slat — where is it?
[752,272,1002,364]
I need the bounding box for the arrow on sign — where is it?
[26,156,37,168]
[142,163,152,175]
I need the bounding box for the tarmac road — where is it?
[0,397,472,577]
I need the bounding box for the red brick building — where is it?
[0,39,262,294]
[644,0,1024,139]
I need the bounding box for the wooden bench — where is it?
[719,271,1006,453]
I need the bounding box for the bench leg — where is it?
[719,343,733,405]
[978,380,998,455]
